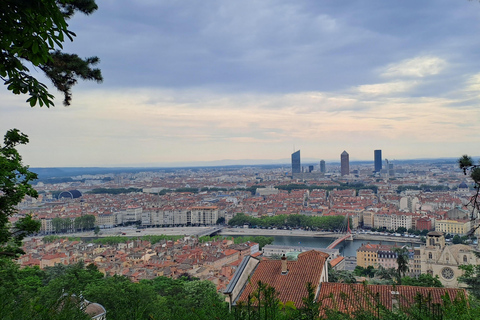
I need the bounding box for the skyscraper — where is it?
[374,150,382,173]
[341,151,349,176]
[320,160,326,173]
[291,150,301,174]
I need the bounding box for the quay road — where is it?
[52,226,218,239]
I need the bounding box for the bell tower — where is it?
[426,231,445,249]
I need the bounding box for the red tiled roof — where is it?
[224,249,239,256]
[238,250,329,308]
[318,283,467,315]
[329,256,344,268]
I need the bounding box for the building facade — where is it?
[320,160,326,173]
[374,150,382,173]
[341,151,349,176]
[291,150,301,174]
[435,220,471,235]
[419,231,479,288]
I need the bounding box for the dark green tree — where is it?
[459,251,480,299]
[0,0,102,107]
[393,247,410,284]
[52,217,63,234]
[396,227,407,234]
[328,267,356,284]
[453,234,463,244]
[353,265,376,278]
[0,130,40,257]
[401,274,443,288]
[298,282,320,320]
[375,265,396,282]
[458,155,480,235]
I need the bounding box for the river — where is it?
[269,235,410,257]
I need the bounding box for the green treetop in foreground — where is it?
[0,0,102,107]
[3,260,480,320]
[0,129,40,257]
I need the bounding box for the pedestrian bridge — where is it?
[326,214,353,249]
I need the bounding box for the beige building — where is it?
[374,212,413,230]
[357,243,416,276]
[95,213,114,228]
[40,218,54,233]
[399,196,419,212]
[356,243,379,268]
[190,206,218,225]
[362,210,375,229]
[419,231,479,288]
[435,219,471,235]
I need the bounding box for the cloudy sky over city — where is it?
[3,0,480,167]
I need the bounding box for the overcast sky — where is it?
[2,0,480,167]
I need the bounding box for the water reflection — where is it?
[272,235,401,257]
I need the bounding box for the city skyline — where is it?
[3,1,480,167]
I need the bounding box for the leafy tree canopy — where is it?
[458,155,480,235]
[0,0,102,107]
[0,130,40,257]
[401,273,443,288]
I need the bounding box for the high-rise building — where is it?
[320,160,326,173]
[385,159,395,177]
[291,150,301,174]
[374,150,382,173]
[341,151,349,176]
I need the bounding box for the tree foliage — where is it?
[0,130,40,257]
[328,265,356,284]
[401,274,443,288]
[393,247,410,284]
[459,252,480,300]
[458,155,480,235]
[228,213,346,231]
[0,0,102,107]
[2,258,480,319]
[233,235,274,249]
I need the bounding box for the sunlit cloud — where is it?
[465,73,480,92]
[381,56,447,78]
[356,81,417,95]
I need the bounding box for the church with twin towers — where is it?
[290,149,385,179]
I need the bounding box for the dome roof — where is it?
[58,189,82,199]
[85,302,106,319]
[458,181,469,189]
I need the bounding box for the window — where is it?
[464,255,468,263]
[442,267,454,280]
[429,252,432,260]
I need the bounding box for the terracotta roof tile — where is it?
[318,283,467,315]
[238,250,329,308]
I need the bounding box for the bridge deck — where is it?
[327,233,351,249]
